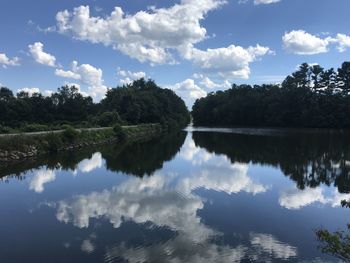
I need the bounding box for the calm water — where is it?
[1,128,350,262]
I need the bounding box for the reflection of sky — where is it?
[51,133,343,262]
[28,152,104,193]
[2,132,349,262]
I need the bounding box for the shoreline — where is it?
[0,124,162,163]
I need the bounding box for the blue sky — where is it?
[0,0,349,107]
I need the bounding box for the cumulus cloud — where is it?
[117,69,146,85]
[166,75,235,108]
[0,53,20,67]
[29,169,56,193]
[334,33,350,52]
[282,30,332,55]
[17,87,40,96]
[56,0,226,64]
[55,61,107,100]
[166,79,207,108]
[282,30,350,55]
[43,90,54,97]
[55,69,81,80]
[183,44,273,79]
[55,1,271,78]
[28,42,56,67]
[193,74,231,90]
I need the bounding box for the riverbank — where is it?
[0,124,162,163]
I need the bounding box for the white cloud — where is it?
[194,74,231,89]
[334,33,350,52]
[254,0,281,4]
[43,90,54,97]
[29,169,56,193]
[282,30,331,55]
[166,79,207,108]
[28,42,56,67]
[117,69,146,85]
[17,87,40,96]
[56,61,108,100]
[166,76,233,108]
[56,0,226,64]
[0,53,20,67]
[183,44,273,79]
[55,69,81,80]
[283,31,350,55]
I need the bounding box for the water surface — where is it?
[1,129,350,262]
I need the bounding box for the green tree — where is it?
[337,62,350,95]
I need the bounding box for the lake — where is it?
[1,127,350,262]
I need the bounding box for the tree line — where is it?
[192,62,350,128]
[0,78,190,132]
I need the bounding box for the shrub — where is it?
[21,124,50,132]
[113,124,127,141]
[96,111,122,127]
[62,126,79,142]
[0,125,11,134]
[43,133,63,152]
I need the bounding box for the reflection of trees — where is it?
[102,131,186,176]
[0,149,94,181]
[0,131,186,181]
[193,131,350,193]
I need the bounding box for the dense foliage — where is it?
[100,79,190,129]
[192,62,350,128]
[316,200,350,262]
[0,79,190,132]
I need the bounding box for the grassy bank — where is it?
[0,124,162,162]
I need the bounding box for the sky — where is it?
[0,0,349,108]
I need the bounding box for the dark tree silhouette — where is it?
[0,79,190,131]
[192,61,350,128]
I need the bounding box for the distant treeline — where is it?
[0,79,190,132]
[192,62,350,128]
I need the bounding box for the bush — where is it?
[43,133,63,152]
[62,126,79,142]
[113,124,127,141]
[21,124,50,132]
[0,125,11,134]
[96,111,121,127]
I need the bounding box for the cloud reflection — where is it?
[76,152,103,174]
[29,169,56,193]
[279,186,350,209]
